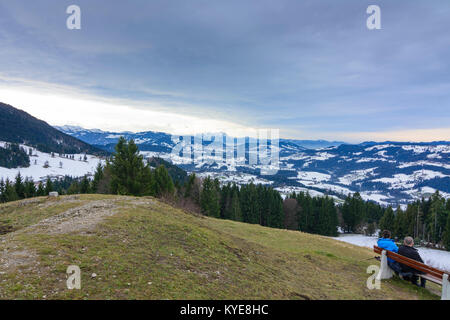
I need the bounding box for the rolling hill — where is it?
[0,194,438,300]
[0,103,107,157]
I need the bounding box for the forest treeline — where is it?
[1,137,450,250]
[0,143,30,168]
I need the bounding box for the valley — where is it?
[57,126,450,206]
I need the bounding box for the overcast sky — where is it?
[0,0,449,142]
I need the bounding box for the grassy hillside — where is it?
[0,195,439,300]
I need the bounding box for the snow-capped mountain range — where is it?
[56,126,450,206]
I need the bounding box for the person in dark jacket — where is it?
[377,230,402,274]
[398,236,426,288]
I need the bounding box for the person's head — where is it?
[404,236,414,247]
[382,230,391,239]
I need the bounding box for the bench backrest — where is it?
[373,245,446,280]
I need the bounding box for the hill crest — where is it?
[0,194,438,300]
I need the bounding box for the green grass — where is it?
[0,195,440,300]
[0,196,82,233]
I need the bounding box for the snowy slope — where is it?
[0,142,105,182]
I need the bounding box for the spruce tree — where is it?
[393,206,407,239]
[267,189,283,228]
[296,192,313,232]
[428,191,446,243]
[239,183,259,224]
[184,173,195,198]
[229,188,242,221]
[14,172,25,199]
[379,206,395,235]
[154,165,175,197]
[37,181,45,196]
[91,163,104,193]
[4,179,18,202]
[0,179,6,203]
[220,183,232,219]
[24,178,36,198]
[110,137,154,196]
[44,177,54,195]
[443,212,450,251]
[200,176,220,217]
[80,175,91,194]
[342,192,365,233]
[67,181,80,195]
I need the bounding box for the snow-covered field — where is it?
[403,186,450,200]
[296,171,331,185]
[333,234,450,272]
[338,167,378,185]
[373,170,449,190]
[0,142,104,182]
[359,192,392,206]
[196,171,273,186]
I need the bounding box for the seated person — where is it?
[377,230,402,274]
[398,236,426,288]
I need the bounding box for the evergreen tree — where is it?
[110,137,154,196]
[341,192,365,233]
[366,201,384,224]
[283,198,299,230]
[240,183,260,224]
[184,173,201,204]
[0,143,30,168]
[3,179,18,202]
[24,178,36,198]
[443,212,450,251]
[80,175,91,194]
[154,165,175,197]
[367,222,376,236]
[44,177,54,195]
[91,163,104,193]
[14,172,25,199]
[428,191,446,243]
[37,181,45,196]
[296,192,314,232]
[324,196,338,236]
[220,183,232,219]
[229,188,242,221]
[0,179,6,203]
[393,206,408,240]
[379,206,395,234]
[200,177,220,217]
[67,181,80,195]
[267,189,283,228]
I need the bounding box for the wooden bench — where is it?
[373,245,449,300]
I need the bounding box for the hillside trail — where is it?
[0,196,155,275]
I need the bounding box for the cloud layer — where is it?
[0,0,449,141]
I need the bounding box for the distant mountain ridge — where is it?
[57,125,450,206]
[0,103,107,156]
[53,125,345,151]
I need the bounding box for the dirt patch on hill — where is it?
[0,197,127,282]
[36,195,83,209]
[27,200,120,235]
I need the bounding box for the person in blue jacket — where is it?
[377,230,402,274]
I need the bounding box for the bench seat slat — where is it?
[420,274,443,285]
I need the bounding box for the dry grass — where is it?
[0,195,439,300]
